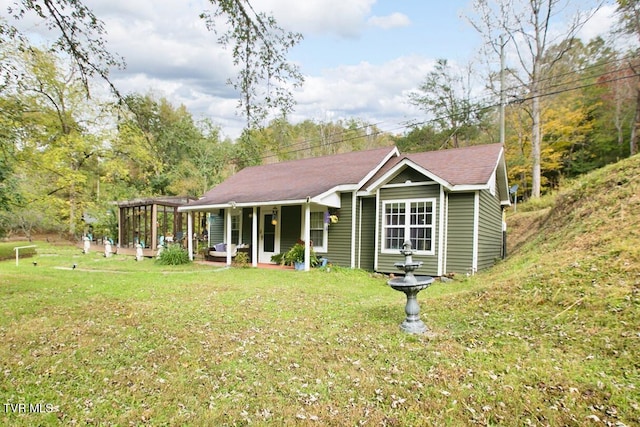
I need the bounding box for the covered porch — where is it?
[180,202,336,271]
[117,196,206,257]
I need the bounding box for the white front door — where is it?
[259,207,280,263]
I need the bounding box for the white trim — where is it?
[437,186,445,277]
[489,169,497,196]
[225,208,233,266]
[497,147,512,206]
[187,212,193,261]
[178,199,318,212]
[229,211,242,244]
[312,184,354,208]
[374,188,380,271]
[449,184,490,191]
[380,198,437,256]
[442,192,449,275]
[252,207,258,267]
[472,192,480,274]
[357,197,363,269]
[258,205,280,264]
[350,191,357,268]
[356,146,400,189]
[382,181,438,189]
[366,158,451,193]
[304,203,311,271]
[305,208,328,253]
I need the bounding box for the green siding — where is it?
[377,184,440,275]
[445,193,475,275]
[326,193,353,267]
[209,211,224,244]
[477,189,503,270]
[356,197,376,271]
[389,168,431,185]
[280,205,302,252]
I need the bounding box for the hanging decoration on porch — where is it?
[271,208,278,225]
[324,208,339,225]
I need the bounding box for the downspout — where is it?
[357,197,363,269]
[437,186,445,277]
[351,191,357,268]
[374,188,380,271]
[472,192,480,275]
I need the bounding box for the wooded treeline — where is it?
[0,0,638,239]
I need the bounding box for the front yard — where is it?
[0,240,637,426]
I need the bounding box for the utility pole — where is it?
[500,34,506,146]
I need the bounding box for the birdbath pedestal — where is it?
[387,241,434,334]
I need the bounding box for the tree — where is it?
[5,48,106,236]
[2,0,124,96]
[469,0,604,197]
[108,94,203,195]
[3,0,304,132]
[408,59,485,148]
[613,0,640,155]
[200,0,304,130]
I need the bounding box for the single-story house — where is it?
[178,143,510,275]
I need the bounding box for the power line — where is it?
[252,57,640,163]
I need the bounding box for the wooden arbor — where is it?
[117,196,202,256]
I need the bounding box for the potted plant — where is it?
[283,240,318,270]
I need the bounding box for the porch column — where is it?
[252,206,258,267]
[226,208,233,266]
[187,212,193,261]
[151,204,158,254]
[304,202,311,271]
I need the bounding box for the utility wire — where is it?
[255,60,640,163]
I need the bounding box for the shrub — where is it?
[270,253,284,264]
[155,244,191,266]
[283,241,318,267]
[232,251,250,268]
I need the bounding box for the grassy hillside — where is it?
[0,156,638,426]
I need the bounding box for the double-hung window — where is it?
[230,214,241,244]
[309,211,327,252]
[383,199,435,254]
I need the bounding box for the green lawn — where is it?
[1,237,637,426]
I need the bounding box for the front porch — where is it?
[181,203,331,271]
[79,240,294,270]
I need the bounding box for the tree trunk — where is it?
[631,80,640,156]
[531,91,542,198]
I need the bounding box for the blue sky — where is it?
[289,1,479,74]
[4,0,616,140]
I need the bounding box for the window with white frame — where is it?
[230,214,241,243]
[309,211,327,252]
[383,199,435,253]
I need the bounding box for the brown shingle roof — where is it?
[185,146,397,208]
[364,143,505,190]
[406,143,504,185]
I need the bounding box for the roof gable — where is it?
[407,143,504,186]
[365,143,508,194]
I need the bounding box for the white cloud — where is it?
[1,0,489,139]
[253,0,376,37]
[578,4,617,42]
[368,13,411,30]
[291,55,434,133]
